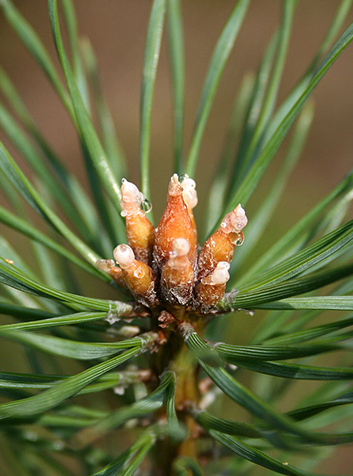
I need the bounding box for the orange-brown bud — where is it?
[114,244,158,307]
[195,262,230,312]
[96,259,126,287]
[160,238,195,306]
[153,174,197,272]
[120,179,155,264]
[198,204,247,280]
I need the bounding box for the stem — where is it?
[149,317,203,474]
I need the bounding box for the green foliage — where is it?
[0,0,353,474]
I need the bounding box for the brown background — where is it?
[0,1,353,474]
[1,1,352,221]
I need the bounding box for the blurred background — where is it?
[1,1,352,220]
[0,1,353,474]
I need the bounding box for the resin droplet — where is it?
[181,175,198,211]
[197,204,248,281]
[173,237,190,256]
[140,198,152,213]
[204,261,230,285]
[114,244,158,307]
[160,238,195,308]
[114,244,134,269]
[181,174,198,236]
[196,262,230,312]
[153,174,197,273]
[120,179,155,264]
[233,231,245,246]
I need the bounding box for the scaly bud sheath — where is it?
[160,238,195,306]
[197,204,247,280]
[120,179,155,264]
[158,310,176,329]
[195,262,230,311]
[114,244,158,307]
[153,174,197,272]
[96,259,126,287]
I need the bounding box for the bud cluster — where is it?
[97,174,248,318]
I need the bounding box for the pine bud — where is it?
[198,204,247,280]
[113,244,158,307]
[120,179,155,264]
[160,238,195,306]
[153,174,197,272]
